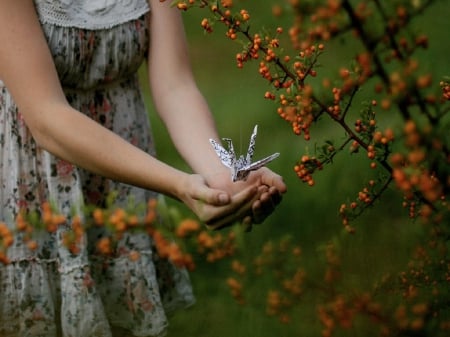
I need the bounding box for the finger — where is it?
[252,197,275,224]
[251,185,283,224]
[267,185,283,206]
[256,185,269,201]
[205,198,253,230]
[206,197,256,229]
[256,186,282,209]
[258,168,287,194]
[251,199,266,225]
[204,185,258,229]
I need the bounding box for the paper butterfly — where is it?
[209,125,280,181]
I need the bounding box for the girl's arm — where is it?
[0,0,257,226]
[147,0,286,225]
[147,0,230,181]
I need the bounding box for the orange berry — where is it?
[221,0,233,8]
[381,98,391,110]
[384,128,394,141]
[15,214,28,231]
[176,3,188,10]
[27,240,38,251]
[2,234,13,248]
[404,120,416,134]
[0,222,11,237]
[373,131,383,143]
[339,68,350,79]
[148,198,158,209]
[240,9,250,21]
[272,5,282,17]
[97,237,112,255]
[129,250,141,262]
[416,74,432,88]
[93,208,104,225]
[176,219,200,237]
[127,215,139,227]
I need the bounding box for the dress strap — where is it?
[34,0,150,30]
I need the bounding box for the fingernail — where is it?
[218,193,229,204]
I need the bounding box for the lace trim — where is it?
[34,0,150,29]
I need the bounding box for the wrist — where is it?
[203,168,233,189]
[169,171,191,203]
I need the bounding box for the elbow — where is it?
[28,126,49,150]
[18,103,65,154]
[24,116,53,152]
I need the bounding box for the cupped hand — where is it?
[205,167,287,230]
[178,174,262,230]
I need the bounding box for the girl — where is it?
[0,1,286,336]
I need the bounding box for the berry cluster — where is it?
[294,155,322,186]
[0,197,237,273]
[162,1,449,334]
[227,237,304,324]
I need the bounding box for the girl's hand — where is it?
[204,167,286,230]
[245,167,286,225]
[178,174,262,229]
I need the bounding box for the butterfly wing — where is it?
[235,152,280,181]
[210,125,279,181]
[245,125,258,164]
[209,139,234,168]
[222,138,236,161]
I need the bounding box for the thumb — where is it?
[191,175,231,206]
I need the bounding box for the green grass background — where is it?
[139,1,450,336]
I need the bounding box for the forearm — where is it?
[151,80,229,179]
[147,0,230,183]
[33,101,187,200]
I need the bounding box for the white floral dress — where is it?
[0,1,195,336]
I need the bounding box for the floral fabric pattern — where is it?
[34,0,150,29]
[0,12,195,337]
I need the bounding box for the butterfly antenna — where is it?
[246,125,258,163]
[222,138,236,165]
